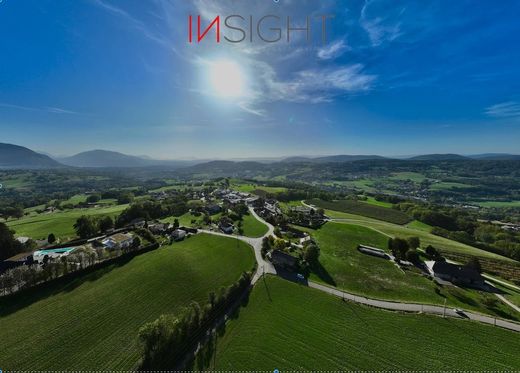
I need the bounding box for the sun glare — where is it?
[208,59,245,98]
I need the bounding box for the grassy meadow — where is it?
[308,222,519,319]
[0,234,255,370]
[308,198,412,225]
[6,204,128,240]
[197,276,520,371]
[322,208,514,261]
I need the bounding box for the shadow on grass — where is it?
[309,260,336,287]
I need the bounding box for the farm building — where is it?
[357,245,390,259]
[219,222,234,234]
[430,261,485,287]
[0,251,34,272]
[267,250,299,270]
[171,229,186,241]
[102,233,134,250]
[33,247,77,264]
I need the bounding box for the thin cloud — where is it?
[485,101,520,118]
[317,40,349,60]
[360,0,403,46]
[91,0,176,52]
[0,103,82,115]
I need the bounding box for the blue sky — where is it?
[1,0,519,158]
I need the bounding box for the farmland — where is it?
[308,223,519,319]
[0,234,255,370]
[240,213,268,237]
[7,205,128,239]
[308,198,412,225]
[197,276,520,371]
[322,208,514,261]
[6,204,128,240]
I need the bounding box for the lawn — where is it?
[0,234,255,370]
[323,209,514,262]
[240,213,268,237]
[196,276,520,371]
[6,204,128,240]
[309,198,412,225]
[362,196,393,208]
[472,200,520,208]
[308,222,519,319]
[388,171,428,182]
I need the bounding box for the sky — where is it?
[1,0,520,159]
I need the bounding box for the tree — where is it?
[117,192,135,205]
[425,245,439,258]
[465,257,482,273]
[388,238,409,261]
[98,216,114,232]
[86,194,101,203]
[0,223,23,261]
[407,236,420,250]
[173,218,180,229]
[47,233,56,244]
[405,249,420,263]
[303,243,320,263]
[73,216,98,239]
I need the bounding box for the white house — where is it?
[102,233,134,250]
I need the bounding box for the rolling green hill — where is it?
[198,276,520,370]
[0,234,255,370]
[308,223,518,319]
[6,204,128,240]
[308,198,412,225]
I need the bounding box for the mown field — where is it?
[240,213,268,237]
[322,208,514,262]
[307,222,519,319]
[6,204,128,240]
[197,276,520,371]
[308,198,412,225]
[0,234,255,370]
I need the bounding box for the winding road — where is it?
[200,206,520,333]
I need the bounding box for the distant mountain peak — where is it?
[0,143,63,169]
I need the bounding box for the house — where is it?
[430,261,485,287]
[219,222,234,234]
[148,222,168,234]
[102,233,134,250]
[33,247,77,264]
[129,218,146,228]
[357,245,390,259]
[0,251,34,272]
[205,204,222,215]
[267,250,299,270]
[171,229,186,241]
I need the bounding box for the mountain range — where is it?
[1,142,520,169]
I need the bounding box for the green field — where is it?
[362,196,393,208]
[323,209,514,262]
[240,213,268,237]
[472,200,520,208]
[309,198,412,225]
[6,204,128,240]
[389,171,428,182]
[308,222,518,319]
[198,276,520,370]
[232,182,287,194]
[0,234,255,370]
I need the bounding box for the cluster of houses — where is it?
[0,231,136,273]
[287,205,327,228]
[254,199,282,221]
[212,189,258,206]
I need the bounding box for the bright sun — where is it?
[208,59,245,98]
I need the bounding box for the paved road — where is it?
[199,207,276,284]
[308,281,520,332]
[200,208,520,333]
